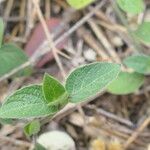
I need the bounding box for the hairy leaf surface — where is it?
[66,62,120,103]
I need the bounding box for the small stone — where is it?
[37,130,76,150]
[112,36,123,47]
[83,49,96,61]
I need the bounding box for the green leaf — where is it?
[117,0,144,14]
[65,62,120,103]
[0,18,4,47]
[107,71,144,95]
[43,73,68,104]
[123,54,150,74]
[0,85,66,119]
[134,22,150,44]
[67,0,94,9]
[0,43,28,77]
[24,120,40,137]
[34,143,46,150]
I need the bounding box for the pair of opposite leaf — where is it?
[105,0,150,94]
[0,62,120,119]
[107,54,150,95]
[1,55,149,119]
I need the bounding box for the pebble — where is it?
[112,36,123,47]
[83,49,96,61]
[37,130,76,150]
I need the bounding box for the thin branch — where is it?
[124,117,150,149]
[96,107,134,128]
[0,134,31,147]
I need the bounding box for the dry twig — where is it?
[32,0,66,78]
[124,117,150,149]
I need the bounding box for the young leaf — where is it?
[134,22,150,44]
[42,73,68,104]
[0,85,65,119]
[67,0,94,9]
[24,120,40,137]
[0,18,4,47]
[0,43,28,77]
[117,0,144,14]
[107,71,144,95]
[123,54,150,74]
[65,62,120,103]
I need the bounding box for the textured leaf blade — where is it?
[117,0,144,14]
[0,43,28,77]
[43,73,67,103]
[107,72,144,95]
[67,0,94,9]
[24,120,40,137]
[0,85,64,119]
[123,54,150,74]
[134,22,150,44]
[0,18,4,47]
[65,62,120,103]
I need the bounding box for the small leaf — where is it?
[107,71,144,95]
[43,73,68,104]
[0,85,65,119]
[67,0,94,9]
[0,18,4,47]
[65,62,120,103]
[0,43,28,77]
[24,120,40,137]
[123,54,150,74]
[117,0,144,14]
[42,74,68,111]
[134,22,150,44]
